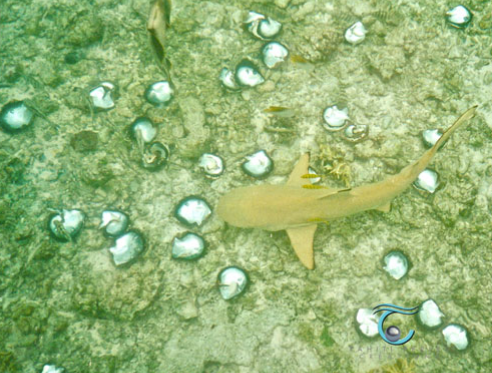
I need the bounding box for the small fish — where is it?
[147,0,172,77]
[289,54,314,71]
[301,173,322,179]
[217,106,478,269]
[263,106,295,118]
[289,54,310,64]
[301,184,328,189]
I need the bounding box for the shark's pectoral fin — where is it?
[286,224,317,270]
[374,202,391,213]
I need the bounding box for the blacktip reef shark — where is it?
[217,106,478,269]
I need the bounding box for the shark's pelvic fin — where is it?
[286,224,317,269]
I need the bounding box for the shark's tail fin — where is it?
[409,105,478,177]
[433,105,478,152]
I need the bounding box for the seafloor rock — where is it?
[71,251,161,321]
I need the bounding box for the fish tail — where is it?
[433,105,478,152]
[399,106,478,182]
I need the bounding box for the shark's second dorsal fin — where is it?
[286,224,317,269]
[287,153,310,187]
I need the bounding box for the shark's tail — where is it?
[409,105,478,177]
[434,105,478,152]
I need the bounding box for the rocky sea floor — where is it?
[1,0,492,372]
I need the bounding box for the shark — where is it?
[217,106,478,269]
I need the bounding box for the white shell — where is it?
[218,266,248,300]
[242,150,273,178]
[343,123,368,142]
[132,118,157,144]
[109,231,144,266]
[244,11,281,40]
[258,17,282,39]
[262,42,289,69]
[199,153,224,177]
[446,5,472,27]
[100,210,129,237]
[356,308,380,337]
[323,105,349,131]
[42,365,64,373]
[2,102,33,130]
[413,169,439,193]
[219,68,239,90]
[145,81,174,107]
[49,209,85,240]
[442,324,469,350]
[235,60,265,87]
[172,232,206,260]
[345,21,367,45]
[383,251,408,280]
[244,11,264,25]
[175,197,212,226]
[422,129,443,148]
[418,299,445,328]
[308,167,321,184]
[89,82,116,110]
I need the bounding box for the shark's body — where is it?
[217,107,477,269]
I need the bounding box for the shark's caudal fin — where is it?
[408,105,478,177]
[435,105,478,151]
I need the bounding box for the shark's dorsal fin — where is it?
[287,153,310,187]
[286,224,317,269]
